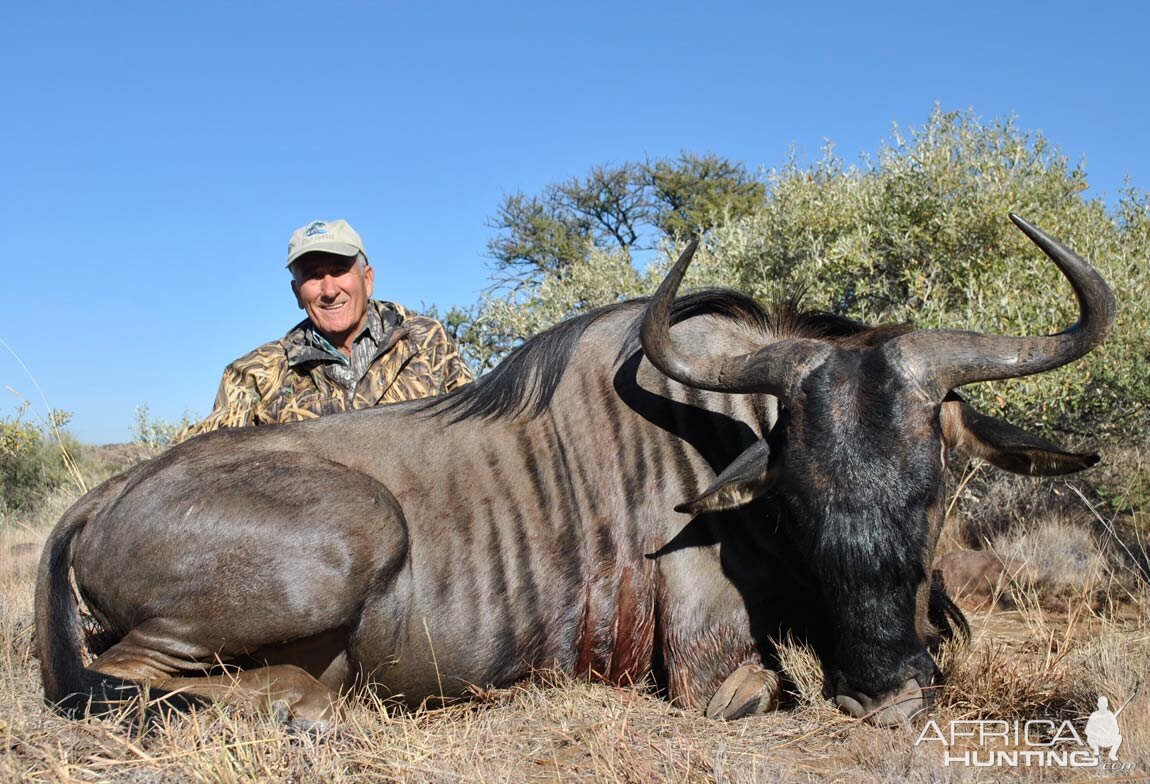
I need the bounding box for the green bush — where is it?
[131,403,193,455]
[0,406,79,514]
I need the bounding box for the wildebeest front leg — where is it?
[656,545,782,719]
[705,663,782,720]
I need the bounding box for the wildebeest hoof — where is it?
[270,699,335,739]
[706,664,781,720]
[288,717,335,739]
[270,699,293,725]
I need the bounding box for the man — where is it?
[178,219,472,440]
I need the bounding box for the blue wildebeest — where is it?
[36,215,1114,727]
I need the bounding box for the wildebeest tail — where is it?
[34,482,202,718]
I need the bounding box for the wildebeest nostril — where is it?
[835,677,926,726]
[871,677,926,726]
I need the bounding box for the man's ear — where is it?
[675,440,775,516]
[290,278,305,310]
[363,263,375,299]
[940,394,1100,476]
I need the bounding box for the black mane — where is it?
[421,303,614,423]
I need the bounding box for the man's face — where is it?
[290,252,375,348]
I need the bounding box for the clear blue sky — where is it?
[2,1,1147,444]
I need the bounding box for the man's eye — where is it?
[302,264,351,281]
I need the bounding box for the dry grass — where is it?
[3,476,1149,783]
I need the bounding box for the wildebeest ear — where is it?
[675,440,775,516]
[940,395,1100,476]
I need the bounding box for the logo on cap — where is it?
[304,221,329,238]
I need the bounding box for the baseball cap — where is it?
[285,219,368,268]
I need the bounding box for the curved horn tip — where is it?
[1008,213,1044,240]
[655,237,701,302]
[675,237,700,266]
[1008,214,1071,254]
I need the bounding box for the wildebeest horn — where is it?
[891,214,1117,395]
[640,239,828,398]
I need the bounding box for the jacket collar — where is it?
[284,300,405,367]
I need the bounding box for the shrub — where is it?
[0,406,78,514]
[130,403,193,456]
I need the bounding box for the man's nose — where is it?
[319,275,340,297]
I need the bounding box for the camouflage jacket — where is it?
[177,301,472,442]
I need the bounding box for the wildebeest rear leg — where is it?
[91,632,337,725]
[155,666,338,727]
[72,451,412,724]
